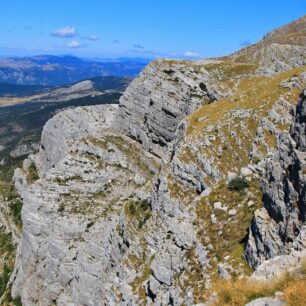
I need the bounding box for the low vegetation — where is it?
[227,177,249,192]
[0,183,23,228]
[0,230,17,304]
[197,179,262,278]
[186,65,306,176]
[27,162,39,184]
[8,196,22,229]
[212,261,306,306]
[127,199,152,229]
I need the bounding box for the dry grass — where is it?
[283,280,306,306]
[184,66,306,176]
[211,261,306,306]
[196,179,262,278]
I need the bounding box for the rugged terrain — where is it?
[1,14,306,306]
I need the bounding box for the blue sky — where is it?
[0,0,305,59]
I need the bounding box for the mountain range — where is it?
[0,55,149,86]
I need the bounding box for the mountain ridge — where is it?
[0,55,148,86]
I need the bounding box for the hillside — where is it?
[0,14,305,306]
[262,14,306,46]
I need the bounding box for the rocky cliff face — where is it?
[245,90,306,268]
[37,104,118,176]
[8,15,306,306]
[113,60,226,158]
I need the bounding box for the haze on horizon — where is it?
[1,0,305,60]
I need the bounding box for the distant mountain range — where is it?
[0,55,150,86]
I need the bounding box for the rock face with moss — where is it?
[9,14,306,306]
[245,90,306,268]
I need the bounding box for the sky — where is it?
[0,0,305,59]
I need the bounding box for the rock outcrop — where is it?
[246,91,306,268]
[10,142,40,158]
[37,104,118,176]
[113,60,225,158]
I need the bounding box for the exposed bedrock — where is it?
[246,90,306,268]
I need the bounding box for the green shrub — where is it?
[140,200,149,211]
[144,212,151,222]
[13,296,22,306]
[127,199,152,228]
[0,263,12,298]
[129,202,136,215]
[228,177,249,192]
[138,220,144,229]
[9,198,22,225]
[28,162,39,184]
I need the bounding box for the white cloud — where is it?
[83,35,99,41]
[66,40,80,48]
[184,51,200,58]
[52,26,77,38]
[133,44,145,49]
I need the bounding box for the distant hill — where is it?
[0,55,149,86]
[0,76,130,107]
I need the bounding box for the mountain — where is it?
[0,55,148,86]
[0,15,306,306]
[0,76,130,107]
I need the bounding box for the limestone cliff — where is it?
[113,60,225,158]
[245,90,306,268]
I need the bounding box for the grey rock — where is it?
[37,104,118,176]
[217,264,231,280]
[251,250,306,282]
[10,142,40,158]
[151,254,173,286]
[245,297,285,306]
[246,91,306,268]
[213,202,228,211]
[240,167,253,177]
[228,209,237,216]
[227,172,238,181]
[113,60,225,158]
